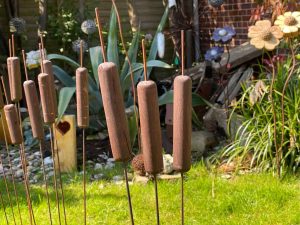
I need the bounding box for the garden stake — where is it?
[38,49,62,225]
[0,80,17,225]
[76,40,89,225]
[98,62,135,224]
[173,30,192,225]
[98,33,135,223]
[95,7,107,62]
[0,81,23,225]
[39,43,68,225]
[137,39,163,225]
[0,153,16,225]
[112,0,141,154]
[22,50,53,225]
[4,104,35,225]
[0,190,9,225]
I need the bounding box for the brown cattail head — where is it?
[24,80,44,140]
[173,76,192,172]
[4,104,22,144]
[76,67,89,128]
[38,73,56,124]
[98,62,132,162]
[137,80,163,175]
[7,57,22,102]
[42,60,57,115]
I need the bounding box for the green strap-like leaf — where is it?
[107,6,119,70]
[89,46,103,87]
[158,90,208,106]
[52,65,75,86]
[48,54,80,68]
[57,87,76,122]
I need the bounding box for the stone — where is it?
[191,131,217,157]
[44,157,53,166]
[107,158,115,163]
[15,169,23,178]
[105,162,114,170]
[94,163,103,170]
[163,154,173,174]
[112,175,123,182]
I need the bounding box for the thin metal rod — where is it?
[181,173,184,225]
[21,50,29,81]
[153,175,160,225]
[9,39,12,58]
[39,141,53,225]
[51,125,67,225]
[0,190,9,225]
[80,41,83,68]
[0,154,16,225]
[1,77,9,105]
[123,163,134,225]
[142,39,147,81]
[95,7,107,62]
[40,35,46,60]
[0,113,23,225]
[181,30,185,76]
[12,35,15,57]
[48,127,62,225]
[39,44,45,73]
[82,129,86,225]
[16,102,35,225]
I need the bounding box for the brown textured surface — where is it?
[8,57,22,102]
[42,60,58,115]
[24,80,44,140]
[98,62,132,162]
[4,104,22,144]
[38,73,56,124]
[173,76,192,172]
[137,80,163,175]
[76,67,89,128]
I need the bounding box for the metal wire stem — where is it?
[0,114,23,225]
[51,125,67,225]
[0,190,9,225]
[123,163,134,225]
[154,175,160,225]
[48,127,62,225]
[82,129,86,225]
[181,173,184,225]
[39,141,53,224]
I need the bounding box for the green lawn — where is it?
[1,164,300,225]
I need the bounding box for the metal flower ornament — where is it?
[274,11,300,37]
[212,26,236,44]
[204,46,224,62]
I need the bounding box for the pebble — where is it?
[94,163,103,170]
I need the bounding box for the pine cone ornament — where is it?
[9,18,26,35]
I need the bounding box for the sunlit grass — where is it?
[1,164,300,224]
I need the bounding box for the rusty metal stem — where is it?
[123,163,134,225]
[181,173,184,225]
[48,127,62,225]
[51,125,67,225]
[0,155,16,225]
[82,129,86,225]
[1,113,23,224]
[39,141,53,225]
[0,190,9,225]
[154,175,160,225]
[16,102,35,225]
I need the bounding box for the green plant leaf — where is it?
[52,65,75,86]
[107,6,119,70]
[48,54,80,68]
[57,86,76,121]
[120,29,141,83]
[89,46,103,87]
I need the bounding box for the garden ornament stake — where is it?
[97,16,134,222]
[40,39,68,224]
[112,0,141,153]
[76,40,89,225]
[95,7,107,62]
[6,36,36,225]
[38,43,63,225]
[173,30,192,225]
[22,50,53,225]
[137,39,163,225]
